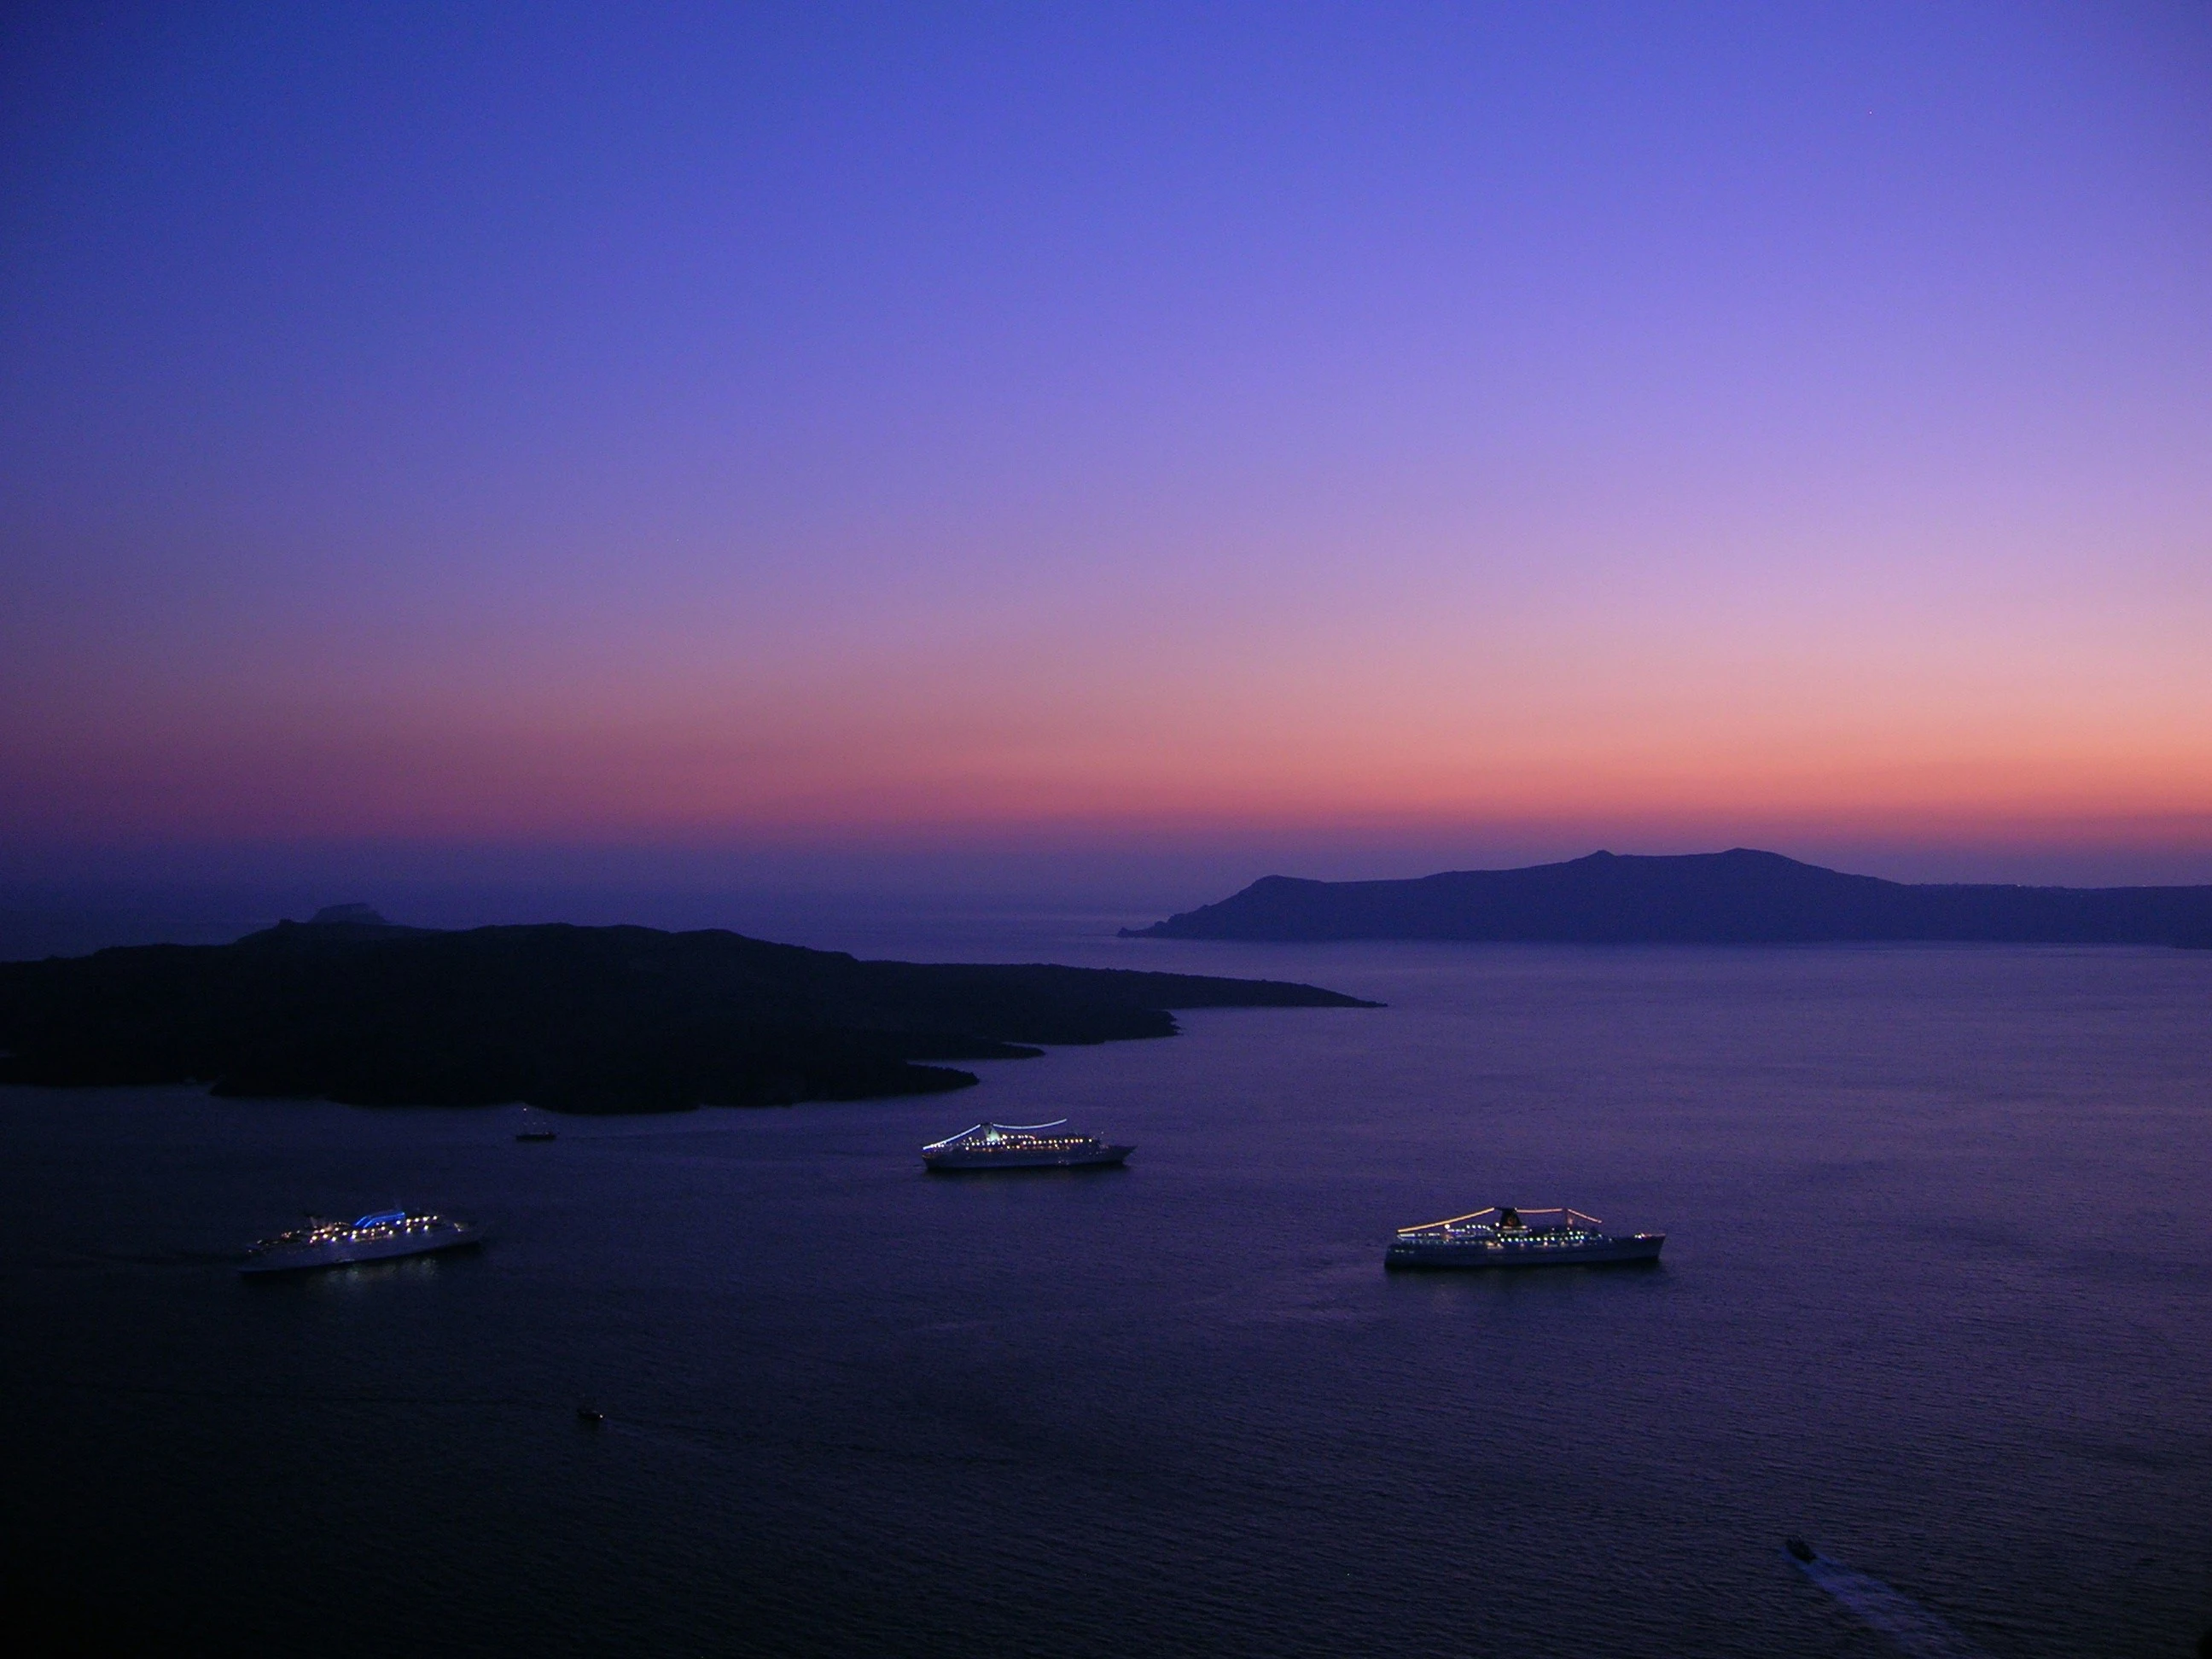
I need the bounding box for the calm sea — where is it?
[3,928,2208,1656]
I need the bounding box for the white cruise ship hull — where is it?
[240,1224,485,1275]
[923,1144,1132,1171]
[1385,1233,1663,1271]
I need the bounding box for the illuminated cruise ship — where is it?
[921,1121,1132,1171]
[1384,1206,1662,1270]
[239,1210,485,1275]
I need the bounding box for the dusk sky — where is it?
[4,2,2209,895]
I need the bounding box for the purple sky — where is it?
[3,2,2209,898]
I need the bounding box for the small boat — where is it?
[1384,1205,1663,1270]
[515,1130,557,1142]
[1786,1537,1817,1563]
[239,1210,485,1275]
[922,1121,1132,1171]
[576,1401,605,1425]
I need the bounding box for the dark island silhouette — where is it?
[0,909,1376,1112]
[1124,848,2212,946]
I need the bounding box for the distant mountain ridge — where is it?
[278,902,434,940]
[1124,849,2212,946]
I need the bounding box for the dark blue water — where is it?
[3,935,2208,1656]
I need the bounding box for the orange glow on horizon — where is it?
[8,701,2209,852]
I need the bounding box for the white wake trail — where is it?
[1790,1545,1996,1659]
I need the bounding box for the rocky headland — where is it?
[0,910,1377,1111]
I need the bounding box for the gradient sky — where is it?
[3,2,2209,892]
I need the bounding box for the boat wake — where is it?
[1787,1540,1994,1658]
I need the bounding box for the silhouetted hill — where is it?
[1124,849,2212,945]
[288,902,432,939]
[0,921,1375,1112]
